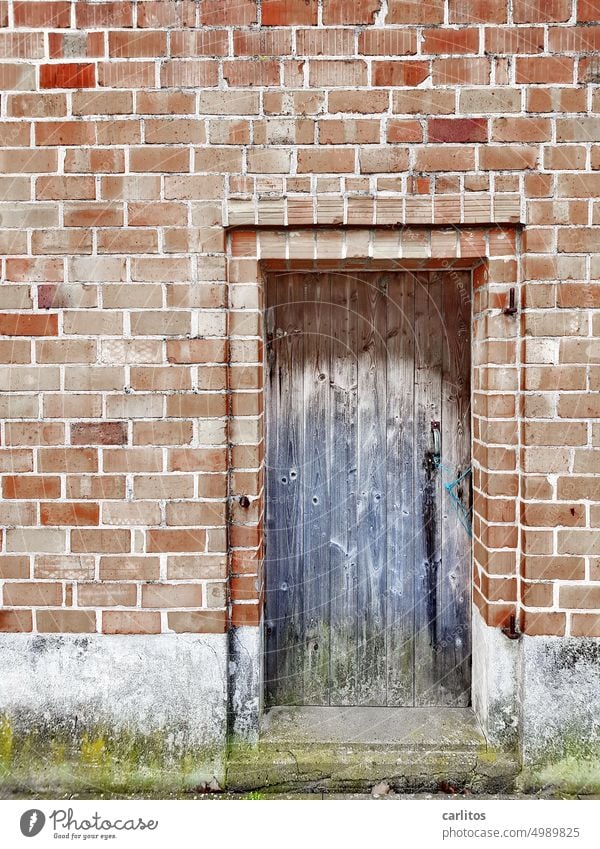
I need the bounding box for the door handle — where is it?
[431,421,441,462]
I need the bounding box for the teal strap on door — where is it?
[433,459,473,538]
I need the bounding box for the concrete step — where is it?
[227,706,519,793]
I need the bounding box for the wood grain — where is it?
[265,271,471,708]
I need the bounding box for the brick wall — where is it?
[1,0,600,639]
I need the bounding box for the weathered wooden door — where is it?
[265,271,471,707]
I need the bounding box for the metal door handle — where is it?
[431,421,441,460]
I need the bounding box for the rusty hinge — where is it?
[501,613,521,641]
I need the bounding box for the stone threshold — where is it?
[227,706,519,793]
[261,705,486,748]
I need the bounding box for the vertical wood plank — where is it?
[356,273,388,705]
[329,272,359,706]
[265,273,305,705]
[414,273,444,706]
[302,273,331,704]
[264,273,279,704]
[440,271,472,705]
[386,272,415,706]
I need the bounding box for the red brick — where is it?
[0,314,58,337]
[422,28,479,54]
[261,0,315,25]
[0,556,29,579]
[109,30,167,58]
[513,0,571,22]
[167,610,227,633]
[9,92,67,118]
[14,1,71,27]
[358,30,416,55]
[388,0,443,23]
[172,30,228,57]
[0,610,33,632]
[35,121,96,146]
[167,339,227,364]
[37,609,96,633]
[75,2,133,27]
[485,26,545,54]
[48,31,104,60]
[71,529,130,553]
[432,58,490,85]
[572,615,600,637]
[579,0,600,21]
[297,148,355,173]
[40,64,96,90]
[4,582,62,606]
[387,120,422,143]
[373,61,430,87]
[71,422,127,445]
[323,0,380,24]
[449,0,506,22]
[492,117,551,142]
[414,146,475,172]
[102,611,161,635]
[521,611,566,636]
[98,61,155,89]
[221,60,279,88]
[480,146,539,170]
[3,476,61,500]
[77,582,136,606]
[233,29,291,56]
[428,118,487,143]
[147,529,208,553]
[41,502,99,526]
[516,57,575,84]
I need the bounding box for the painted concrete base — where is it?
[471,606,519,750]
[521,636,600,765]
[228,625,262,742]
[1,621,599,794]
[472,607,600,789]
[0,633,228,793]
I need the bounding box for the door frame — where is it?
[224,221,522,743]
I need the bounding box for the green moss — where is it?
[516,727,600,795]
[519,755,600,796]
[81,734,109,768]
[0,714,224,797]
[0,716,13,769]
[476,747,499,764]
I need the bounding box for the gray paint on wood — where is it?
[329,274,359,706]
[386,273,415,706]
[265,271,471,707]
[302,273,331,704]
[265,273,305,705]
[414,273,444,706]
[440,271,472,705]
[356,274,388,705]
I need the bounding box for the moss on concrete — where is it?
[518,755,600,796]
[1,710,598,797]
[0,713,223,797]
[518,735,600,796]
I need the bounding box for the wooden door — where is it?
[265,271,471,707]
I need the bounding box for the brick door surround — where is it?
[225,212,524,701]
